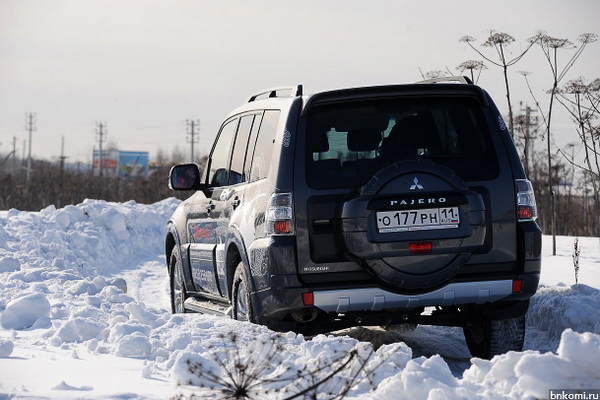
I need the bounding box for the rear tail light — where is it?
[302,292,314,306]
[516,179,537,221]
[266,193,295,236]
[512,279,524,293]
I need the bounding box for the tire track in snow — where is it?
[119,256,171,312]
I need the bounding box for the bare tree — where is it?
[555,76,600,241]
[556,77,600,178]
[155,147,167,166]
[528,31,597,254]
[460,31,535,135]
[171,145,186,164]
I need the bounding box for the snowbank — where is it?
[1,199,599,398]
[529,284,600,340]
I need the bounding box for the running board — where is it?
[184,297,233,317]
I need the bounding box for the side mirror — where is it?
[169,163,204,191]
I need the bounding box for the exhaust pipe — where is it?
[291,309,319,322]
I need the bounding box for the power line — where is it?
[186,119,200,163]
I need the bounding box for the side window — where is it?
[244,113,263,180]
[249,110,280,182]
[208,119,238,187]
[228,115,255,185]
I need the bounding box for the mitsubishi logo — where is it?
[410,177,424,190]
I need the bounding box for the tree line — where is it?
[1,138,597,239]
[0,154,208,211]
[0,160,178,211]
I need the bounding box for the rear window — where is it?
[305,98,499,189]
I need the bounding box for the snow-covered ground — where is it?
[0,199,599,399]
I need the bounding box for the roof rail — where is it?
[416,76,473,85]
[248,85,304,102]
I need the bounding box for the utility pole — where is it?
[12,136,17,175]
[95,122,107,177]
[58,136,68,208]
[21,140,26,167]
[186,119,200,163]
[25,113,36,183]
[59,136,67,183]
[518,103,538,178]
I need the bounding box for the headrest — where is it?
[391,113,437,137]
[307,129,330,153]
[347,129,382,151]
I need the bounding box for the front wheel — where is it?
[463,316,525,359]
[170,249,188,314]
[232,262,254,322]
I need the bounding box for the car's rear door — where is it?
[187,118,238,297]
[295,87,513,292]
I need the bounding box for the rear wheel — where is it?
[463,316,525,359]
[170,249,187,314]
[232,262,254,322]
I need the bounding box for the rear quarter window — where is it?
[249,110,280,182]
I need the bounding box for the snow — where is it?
[0,199,599,399]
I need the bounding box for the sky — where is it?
[1,0,599,164]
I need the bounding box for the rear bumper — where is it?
[312,277,534,313]
[253,271,539,333]
[314,280,512,313]
[251,223,542,333]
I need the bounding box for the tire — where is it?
[170,249,188,314]
[463,316,525,359]
[232,262,254,322]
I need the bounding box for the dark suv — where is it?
[166,77,541,359]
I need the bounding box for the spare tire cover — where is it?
[340,160,486,291]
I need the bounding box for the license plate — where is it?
[376,207,460,233]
